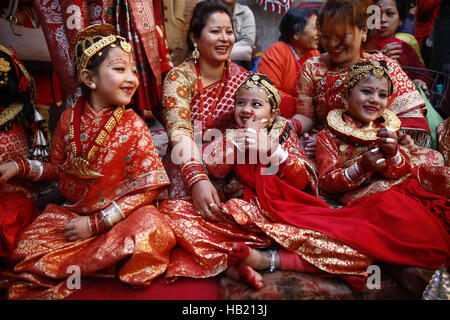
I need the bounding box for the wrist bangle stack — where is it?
[101,201,126,229]
[345,161,363,182]
[181,160,209,190]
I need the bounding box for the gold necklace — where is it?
[327,108,401,143]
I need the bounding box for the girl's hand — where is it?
[64,216,93,241]
[360,147,386,173]
[191,179,223,222]
[377,128,398,155]
[0,161,19,184]
[300,133,316,159]
[381,42,402,61]
[399,134,418,154]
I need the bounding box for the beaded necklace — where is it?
[195,60,228,127]
[66,97,124,179]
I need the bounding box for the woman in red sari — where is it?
[295,0,441,165]
[0,24,175,299]
[0,44,49,261]
[363,0,431,90]
[159,1,249,214]
[257,7,320,120]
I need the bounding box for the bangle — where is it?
[386,150,403,167]
[101,201,125,229]
[27,160,44,180]
[181,160,209,190]
[267,249,277,272]
[15,159,30,178]
[344,161,363,182]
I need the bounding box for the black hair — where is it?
[279,7,318,43]
[186,0,233,52]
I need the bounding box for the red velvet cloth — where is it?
[235,163,449,271]
[0,193,39,258]
[65,276,219,300]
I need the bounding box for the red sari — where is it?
[1,99,175,300]
[0,118,39,258]
[161,60,249,200]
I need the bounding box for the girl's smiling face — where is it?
[346,75,390,124]
[234,86,275,128]
[89,46,139,109]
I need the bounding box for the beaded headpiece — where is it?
[238,73,281,111]
[0,44,35,100]
[72,23,132,76]
[344,60,394,96]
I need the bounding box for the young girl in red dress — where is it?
[0,24,175,299]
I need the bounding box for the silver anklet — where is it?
[267,249,277,272]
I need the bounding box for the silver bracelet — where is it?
[267,249,277,273]
[100,201,126,228]
[344,162,362,182]
[27,159,44,180]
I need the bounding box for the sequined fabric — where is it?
[1,103,175,299]
[160,120,371,282]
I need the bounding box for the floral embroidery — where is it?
[163,97,177,109]
[178,107,190,120]
[168,71,180,81]
[177,85,189,98]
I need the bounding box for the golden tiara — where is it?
[72,23,132,73]
[344,60,394,94]
[240,74,281,110]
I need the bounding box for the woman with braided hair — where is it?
[0,24,175,299]
[0,44,49,261]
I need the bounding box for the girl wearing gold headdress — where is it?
[0,24,175,299]
[0,44,49,261]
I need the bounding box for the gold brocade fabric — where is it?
[160,197,371,282]
[1,104,175,299]
[160,120,371,282]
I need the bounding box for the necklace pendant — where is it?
[65,157,104,179]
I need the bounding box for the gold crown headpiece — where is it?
[0,44,35,100]
[238,73,282,110]
[72,23,132,75]
[344,60,394,96]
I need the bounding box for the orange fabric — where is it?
[2,102,175,300]
[257,41,319,118]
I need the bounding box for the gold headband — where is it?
[344,60,394,95]
[72,23,132,74]
[0,44,35,99]
[239,74,281,110]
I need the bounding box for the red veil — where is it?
[234,163,449,271]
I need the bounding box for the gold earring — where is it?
[361,34,367,43]
[192,43,200,61]
[343,99,350,110]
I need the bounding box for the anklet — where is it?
[267,249,277,272]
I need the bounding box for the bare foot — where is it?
[230,243,280,271]
[225,265,264,289]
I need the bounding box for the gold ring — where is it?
[208,202,215,208]
[196,210,202,215]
